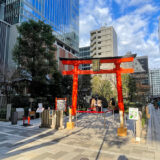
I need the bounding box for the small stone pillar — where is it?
[50,110,56,129]
[6,104,11,120]
[136,111,142,142]
[56,110,64,130]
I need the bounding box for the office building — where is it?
[90,26,118,58]
[0,0,5,20]
[90,26,118,91]
[3,0,79,52]
[0,20,10,78]
[79,46,90,70]
[123,52,150,102]
[90,26,117,72]
[149,69,160,97]
[78,46,91,98]
[0,0,79,72]
[158,17,160,53]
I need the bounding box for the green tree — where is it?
[91,75,113,101]
[128,75,136,101]
[122,74,130,98]
[13,20,57,97]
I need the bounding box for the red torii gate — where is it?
[60,54,136,135]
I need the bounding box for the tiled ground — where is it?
[0,111,159,160]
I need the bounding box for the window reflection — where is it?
[4,0,79,52]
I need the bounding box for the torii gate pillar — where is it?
[72,65,78,116]
[115,62,127,136]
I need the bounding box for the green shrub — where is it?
[0,109,7,119]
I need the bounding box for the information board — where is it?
[57,99,66,111]
[129,107,139,120]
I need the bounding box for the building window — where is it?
[98,53,101,55]
[98,36,101,39]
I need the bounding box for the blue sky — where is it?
[79,0,160,69]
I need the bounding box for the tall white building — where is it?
[90,26,118,58]
[90,26,118,71]
[90,26,118,92]
[149,69,160,97]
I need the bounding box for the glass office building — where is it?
[79,46,90,70]
[159,17,160,54]
[0,20,10,75]
[3,0,79,52]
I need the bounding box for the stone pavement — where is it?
[147,104,160,149]
[0,111,159,160]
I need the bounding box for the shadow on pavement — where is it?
[0,113,132,160]
[117,155,128,160]
[2,127,85,159]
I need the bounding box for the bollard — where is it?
[66,108,75,129]
[58,110,64,130]
[28,116,30,125]
[146,106,150,119]
[136,111,142,142]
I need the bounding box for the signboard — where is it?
[92,59,100,71]
[36,103,44,113]
[129,107,139,120]
[55,98,67,111]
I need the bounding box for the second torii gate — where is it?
[60,54,136,136]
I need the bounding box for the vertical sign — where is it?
[92,59,100,71]
[129,108,139,120]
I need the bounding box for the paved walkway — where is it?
[147,104,160,149]
[0,110,159,160]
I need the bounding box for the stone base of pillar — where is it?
[117,127,127,137]
[58,125,65,130]
[136,137,141,142]
[66,122,75,129]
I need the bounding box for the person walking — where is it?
[157,98,160,110]
[109,98,115,114]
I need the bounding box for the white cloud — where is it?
[79,0,159,69]
[129,0,152,6]
[114,0,152,7]
[134,4,157,15]
[79,2,112,47]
